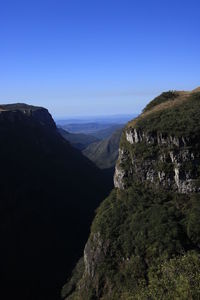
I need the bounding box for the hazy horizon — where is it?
[55,112,136,120]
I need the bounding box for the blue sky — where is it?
[0,0,200,118]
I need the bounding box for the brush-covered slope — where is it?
[83,128,123,169]
[0,103,112,300]
[63,88,200,300]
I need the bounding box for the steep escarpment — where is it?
[63,88,200,300]
[0,104,112,300]
[115,89,200,193]
[115,130,200,193]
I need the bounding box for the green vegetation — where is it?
[136,92,200,137]
[117,252,200,300]
[143,91,179,112]
[92,185,191,260]
[88,185,200,299]
[61,258,85,299]
[145,251,200,300]
[64,184,200,299]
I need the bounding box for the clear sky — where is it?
[0,0,200,118]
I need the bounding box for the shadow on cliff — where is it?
[0,106,113,300]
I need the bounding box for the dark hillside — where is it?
[0,104,112,300]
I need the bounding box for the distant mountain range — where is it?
[56,114,136,125]
[56,116,136,170]
[59,122,123,137]
[58,128,99,150]
[58,122,125,171]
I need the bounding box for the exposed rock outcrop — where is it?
[114,128,200,193]
[84,232,108,279]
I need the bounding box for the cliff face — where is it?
[114,129,200,193]
[63,88,200,300]
[0,103,112,300]
[114,89,200,194]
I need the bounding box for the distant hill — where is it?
[56,114,135,126]
[60,122,124,139]
[58,128,99,150]
[60,122,117,135]
[83,127,123,169]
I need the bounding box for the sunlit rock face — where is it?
[114,128,200,193]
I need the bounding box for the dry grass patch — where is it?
[128,88,200,128]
